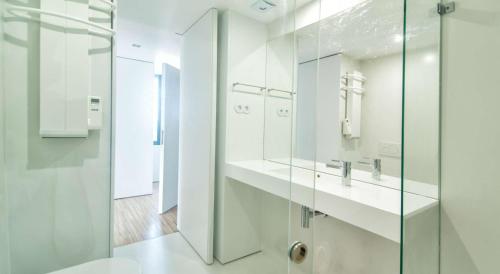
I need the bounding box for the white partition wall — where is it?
[114,57,154,199]
[177,9,218,264]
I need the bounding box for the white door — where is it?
[160,64,180,213]
[114,57,154,199]
[177,9,218,264]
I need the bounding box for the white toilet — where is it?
[47,258,142,274]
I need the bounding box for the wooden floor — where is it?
[114,182,177,247]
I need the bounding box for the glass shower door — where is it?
[261,0,320,273]
[0,1,114,273]
[271,0,439,273]
[402,0,441,273]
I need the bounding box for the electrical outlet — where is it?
[277,108,290,117]
[234,105,250,114]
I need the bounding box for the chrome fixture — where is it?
[358,158,382,181]
[342,161,352,186]
[301,206,327,228]
[326,159,342,169]
[327,160,352,186]
[437,2,455,15]
[289,241,308,264]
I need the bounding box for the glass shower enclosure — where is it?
[260,0,441,273]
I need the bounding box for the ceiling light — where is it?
[132,43,142,48]
[252,0,276,12]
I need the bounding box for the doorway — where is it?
[113,57,180,247]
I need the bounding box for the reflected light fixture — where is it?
[424,53,436,63]
[393,34,404,43]
[252,0,276,12]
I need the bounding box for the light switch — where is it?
[88,96,103,130]
[378,142,401,158]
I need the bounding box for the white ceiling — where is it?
[116,0,312,67]
[117,0,313,34]
[116,0,439,67]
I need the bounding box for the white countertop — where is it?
[269,158,439,199]
[226,159,438,242]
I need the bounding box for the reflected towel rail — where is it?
[4,4,116,37]
[90,0,117,12]
[232,82,265,95]
[340,87,364,96]
[342,73,366,82]
[267,88,296,96]
[96,0,117,10]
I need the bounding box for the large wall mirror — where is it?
[263,0,440,198]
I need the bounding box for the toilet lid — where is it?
[47,258,142,274]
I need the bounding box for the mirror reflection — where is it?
[263,0,439,197]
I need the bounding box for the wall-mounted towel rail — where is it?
[267,88,296,95]
[342,73,366,82]
[96,0,116,10]
[232,82,265,95]
[4,4,116,37]
[89,0,116,12]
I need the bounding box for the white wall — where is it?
[2,5,113,273]
[264,34,295,160]
[114,57,154,199]
[357,48,439,183]
[440,0,500,273]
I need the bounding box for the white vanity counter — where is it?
[226,160,438,243]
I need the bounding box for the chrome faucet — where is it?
[327,160,352,186]
[342,161,352,186]
[326,159,342,169]
[358,158,382,181]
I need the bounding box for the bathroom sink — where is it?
[226,160,438,242]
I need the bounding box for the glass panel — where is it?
[402,0,441,273]
[1,2,114,273]
[214,1,312,272]
[0,1,10,273]
[286,0,415,273]
[263,1,315,273]
[286,1,321,272]
[314,0,406,271]
[261,0,320,273]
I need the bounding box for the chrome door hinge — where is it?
[437,2,456,15]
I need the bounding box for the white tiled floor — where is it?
[114,232,288,274]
